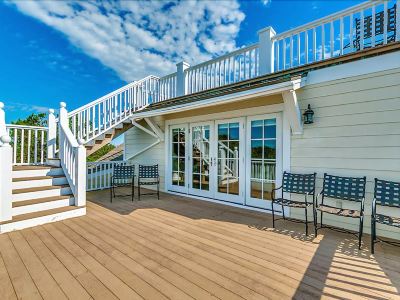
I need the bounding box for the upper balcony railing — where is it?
[66,0,399,143]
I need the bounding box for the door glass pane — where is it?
[191,125,211,191]
[172,128,186,186]
[250,118,277,200]
[217,122,240,195]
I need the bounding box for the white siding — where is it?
[291,67,400,239]
[124,117,166,191]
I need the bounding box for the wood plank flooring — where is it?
[0,187,399,299]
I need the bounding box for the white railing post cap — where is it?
[258,26,276,37]
[176,61,190,68]
[48,108,55,114]
[60,102,67,108]
[0,135,11,145]
[77,138,85,146]
[0,102,4,109]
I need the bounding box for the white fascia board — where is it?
[305,51,400,86]
[131,79,299,119]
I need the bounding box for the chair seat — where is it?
[375,214,400,228]
[317,204,361,218]
[274,198,312,208]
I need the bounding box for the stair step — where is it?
[12,175,65,182]
[12,165,58,171]
[0,206,86,233]
[12,184,69,194]
[13,166,64,178]
[13,195,73,208]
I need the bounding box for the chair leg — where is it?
[131,181,134,202]
[271,201,275,228]
[138,183,141,201]
[110,186,113,203]
[157,183,160,200]
[371,218,376,254]
[281,204,285,220]
[313,207,318,236]
[305,207,308,236]
[358,216,364,250]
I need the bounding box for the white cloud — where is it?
[261,0,271,7]
[7,0,245,83]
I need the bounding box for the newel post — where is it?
[47,108,57,159]
[75,138,86,207]
[0,102,12,222]
[176,61,190,97]
[258,26,276,75]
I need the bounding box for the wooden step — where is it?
[12,195,73,208]
[12,165,59,171]
[12,184,70,194]
[12,175,65,182]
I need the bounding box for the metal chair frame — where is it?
[110,165,135,202]
[371,178,400,254]
[138,164,160,200]
[271,172,316,236]
[314,173,366,249]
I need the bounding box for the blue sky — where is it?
[1,0,363,123]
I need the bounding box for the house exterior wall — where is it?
[291,67,400,238]
[124,66,400,239]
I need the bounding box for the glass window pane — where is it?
[251,140,262,159]
[172,171,179,185]
[178,129,185,142]
[179,142,185,156]
[202,175,210,191]
[201,160,210,175]
[179,158,185,172]
[263,182,275,200]
[264,140,276,159]
[228,177,239,195]
[178,172,185,186]
[264,119,276,126]
[229,123,239,140]
[172,157,179,171]
[264,125,276,139]
[229,141,239,158]
[251,180,262,199]
[251,160,263,179]
[172,129,179,143]
[264,162,276,181]
[251,120,263,139]
[193,158,200,173]
[218,124,228,140]
[218,176,227,193]
[192,174,200,189]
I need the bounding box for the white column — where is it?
[258,26,276,75]
[47,108,56,159]
[176,61,190,97]
[0,102,6,143]
[0,135,13,222]
[75,138,86,207]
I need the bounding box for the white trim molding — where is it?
[282,89,303,135]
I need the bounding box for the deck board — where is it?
[0,188,399,299]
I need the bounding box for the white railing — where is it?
[0,102,12,222]
[59,102,86,206]
[272,0,398,71]
[68,75,159,143]
[86,160,130,191]
[186,43,259,94]
[5,124,48,165]
[158,73,177,102]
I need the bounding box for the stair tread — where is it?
[13,185,70,194]
[13,175,66,182]
[13,195,74,208]
[1,206,84,225]
[13,165,61,171]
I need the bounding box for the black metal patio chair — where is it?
[110,164,135,202]
[138,164,160,200]
[271,171,316,235]
[314,173,366,249]
[371,178,400,254]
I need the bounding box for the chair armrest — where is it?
[304,189,315,204]
[315,189,324,206]
[371,198,377,217]
[271,186,282,201]
[360,197,366,215]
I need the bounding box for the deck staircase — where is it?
[0,159,85,233]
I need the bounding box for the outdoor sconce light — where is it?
[303,104,314,124]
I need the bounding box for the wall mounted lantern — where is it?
[303,104,314,124]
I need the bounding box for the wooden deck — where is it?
[0,188,399,299]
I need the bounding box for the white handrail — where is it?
[6,124,48,165]
[59,102,86,206]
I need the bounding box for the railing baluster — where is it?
[305,32,308,64]
[340,17,344,55]
[350,13,354,52]
[40,130,44,164]
[321,24,325,60]
[297,33,301,65]
[283,38,286,69]
[383,1,388,44]
[313,27,317,61]
[330,21,334,57]
[360,10,364,50]
[34,129,38,164]
[397,0,400,42]
[371,5,376,48]
[13,129,17,164]
[290,35,293,68]
[20,129,24,164]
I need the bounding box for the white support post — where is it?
[47,108,56,159]
[258,26,276,75]
[176,61,190,97]
[75,139,86,207]
[0,134,13,222]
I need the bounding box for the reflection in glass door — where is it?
[189,123,214,197]
[170,125,187,193]
[246,114,281,209]
[215,119,244,204]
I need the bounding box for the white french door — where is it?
[245,113,282,209]
[213,118,245,204]
[188,121,215,197]
[169,124,188,194]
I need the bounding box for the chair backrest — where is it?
[113,165,135,179]
[374,178,400,207]
[139,164,159,178]
[323,173,366,202]
[282,172,316,194]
